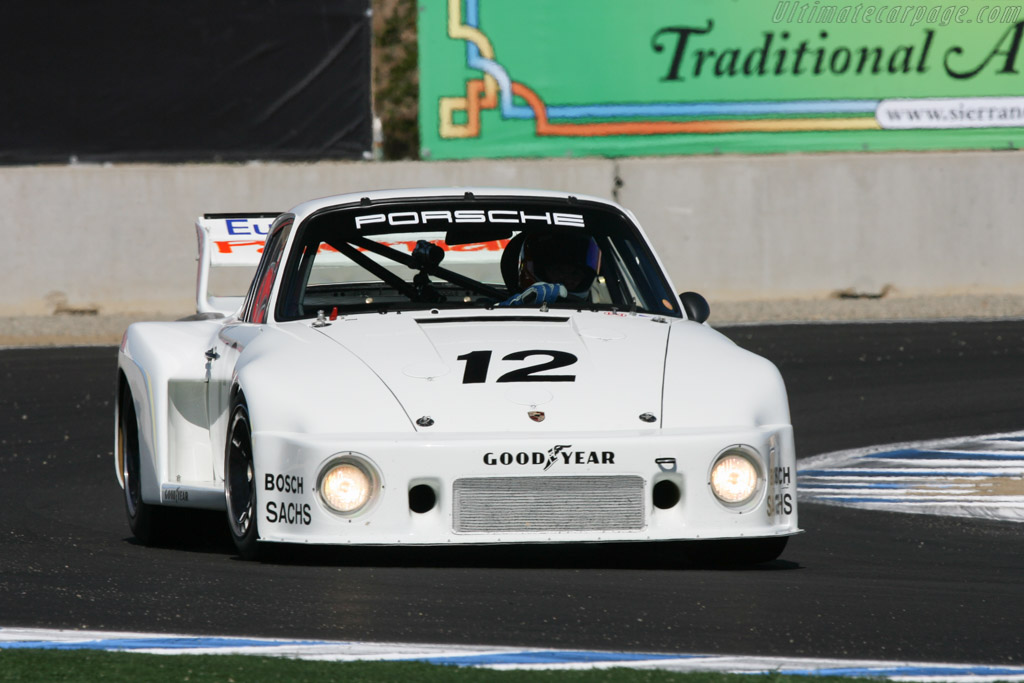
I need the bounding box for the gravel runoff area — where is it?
[2,294,1024,347]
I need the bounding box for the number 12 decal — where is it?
[457,350,578,383]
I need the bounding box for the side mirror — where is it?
[679,291,710,323]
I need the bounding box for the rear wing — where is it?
[195,213,280,315]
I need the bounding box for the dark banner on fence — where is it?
[0,0,371,163]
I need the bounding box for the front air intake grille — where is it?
[453,476,645,533]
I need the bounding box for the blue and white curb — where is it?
[3,628,1024,681]
[798,431,1024,522]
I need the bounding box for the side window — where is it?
[242,218,293,324]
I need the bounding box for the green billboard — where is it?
[418,0,1024,159]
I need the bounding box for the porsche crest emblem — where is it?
[528,411,546,423]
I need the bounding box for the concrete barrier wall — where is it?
[617,152,1024,300]
[1,151,1021,315]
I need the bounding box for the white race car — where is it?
[115,188,799,562]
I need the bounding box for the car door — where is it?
[207,217,293,481]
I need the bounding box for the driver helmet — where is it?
[518,232,602,295]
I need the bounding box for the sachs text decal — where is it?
[264,473,311,526]
[458,350,577,383]
[483,444,615,470]
[355,210,585,229]
[766,436,793,519]
[767,465,794,517]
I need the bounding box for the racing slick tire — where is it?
[119,383,166,545]
[225,395,261,560]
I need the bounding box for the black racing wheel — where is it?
[119,382,165,544]
[225,395,261,560]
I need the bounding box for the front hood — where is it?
[313,311,671,433]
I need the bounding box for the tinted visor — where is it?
[521,232,602,292]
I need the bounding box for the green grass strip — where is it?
[0,650,877,683]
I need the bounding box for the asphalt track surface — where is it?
[1,321,1022,665]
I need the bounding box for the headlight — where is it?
[709,448,762,507]
[318,457,378,514]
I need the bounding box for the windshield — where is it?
[275,197,681,321]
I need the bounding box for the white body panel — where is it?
[116,188,800,548]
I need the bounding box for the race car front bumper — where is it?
[250,424,800,545]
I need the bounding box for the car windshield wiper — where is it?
[313,298,499,317]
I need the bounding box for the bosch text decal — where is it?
[264,473,311,526]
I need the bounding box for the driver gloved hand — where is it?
[500,282,567,307]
